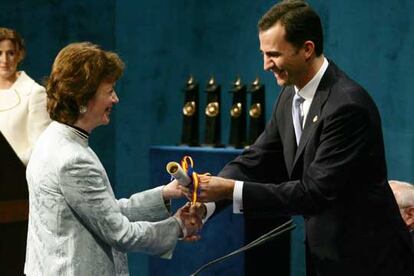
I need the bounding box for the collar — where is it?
[294,57,329,100]
[51,121,89,147]
[10,71,33,96]
[63,122,89,139]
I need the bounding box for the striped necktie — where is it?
[292,93,305,145]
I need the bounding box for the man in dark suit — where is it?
[193,1,414,275]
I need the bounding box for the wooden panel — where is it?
[0,200,29,223]
[0,132,29,275]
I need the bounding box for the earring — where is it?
[79,105,87,114]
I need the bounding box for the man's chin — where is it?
[275,78,287,87]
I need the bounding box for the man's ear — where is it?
[404,207,414,229]
[302,40,315,60]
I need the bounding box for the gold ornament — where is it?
[230,103,242,118]
[183,101,196,116]
[249,103,262,118]
[205,102,219,117]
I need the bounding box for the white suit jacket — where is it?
[0,71,51,165]
[25,121,180,276]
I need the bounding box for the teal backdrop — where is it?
[1,0,414,275]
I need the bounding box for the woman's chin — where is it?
[103,116,111,125]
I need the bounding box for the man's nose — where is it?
[263,55,273,71]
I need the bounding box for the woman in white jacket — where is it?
[0,27,50,165]
[25,42,202,276]
[0,27,51,276]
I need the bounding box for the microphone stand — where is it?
[190,219,296,276]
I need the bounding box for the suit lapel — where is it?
[279,87,297,176]
[291,64,334,169]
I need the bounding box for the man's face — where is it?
[259,22,307,88]
[399,207,414,230]
[390,182,414,230]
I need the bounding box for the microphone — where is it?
[190,219,296,276]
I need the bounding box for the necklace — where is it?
[0,89,21,112]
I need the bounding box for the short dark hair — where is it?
[258,0,324,56]
[0,27,26,63]
[46,42,124,124]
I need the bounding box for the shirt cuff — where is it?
[203,202,216,224]
[233,181,244,214]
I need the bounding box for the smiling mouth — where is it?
[272,67,286,78]
[273,71,282,79]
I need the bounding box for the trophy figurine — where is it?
[181,76,199,146]
[248,77,265,144]
[229,76,247,148]
[203,76,222,147]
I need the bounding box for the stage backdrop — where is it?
[1,0,413,275]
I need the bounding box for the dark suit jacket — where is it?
[219,62,414,276]
[411,230,414,245]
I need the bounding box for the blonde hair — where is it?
[0,27,25,63]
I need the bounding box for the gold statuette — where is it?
[230,103,242,118]
[249,103,262,118]
[183,101,196,116]
[205,102,219,117]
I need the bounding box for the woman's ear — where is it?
[16,46,25,65]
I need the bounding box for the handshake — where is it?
[162,157,236,241]
[162,179,207,240]
[174,202,206,241]
[162,173,237,241]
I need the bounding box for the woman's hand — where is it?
[162,179,184,200]
[174,203,203,241]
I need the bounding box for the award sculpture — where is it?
[181,76,199,146]
[204,76,222,147]
[248,77,265,144]
[229,76,247,148]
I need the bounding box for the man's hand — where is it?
[162,179,183,200]
[182,175,235,202]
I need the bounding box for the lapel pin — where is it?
[313,115,318,123]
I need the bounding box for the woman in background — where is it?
[0,27,50,165]
[0,27,50,276]
[24,42,201,276]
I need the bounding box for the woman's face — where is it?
[86,80,119,130]
[0,39,20,82]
